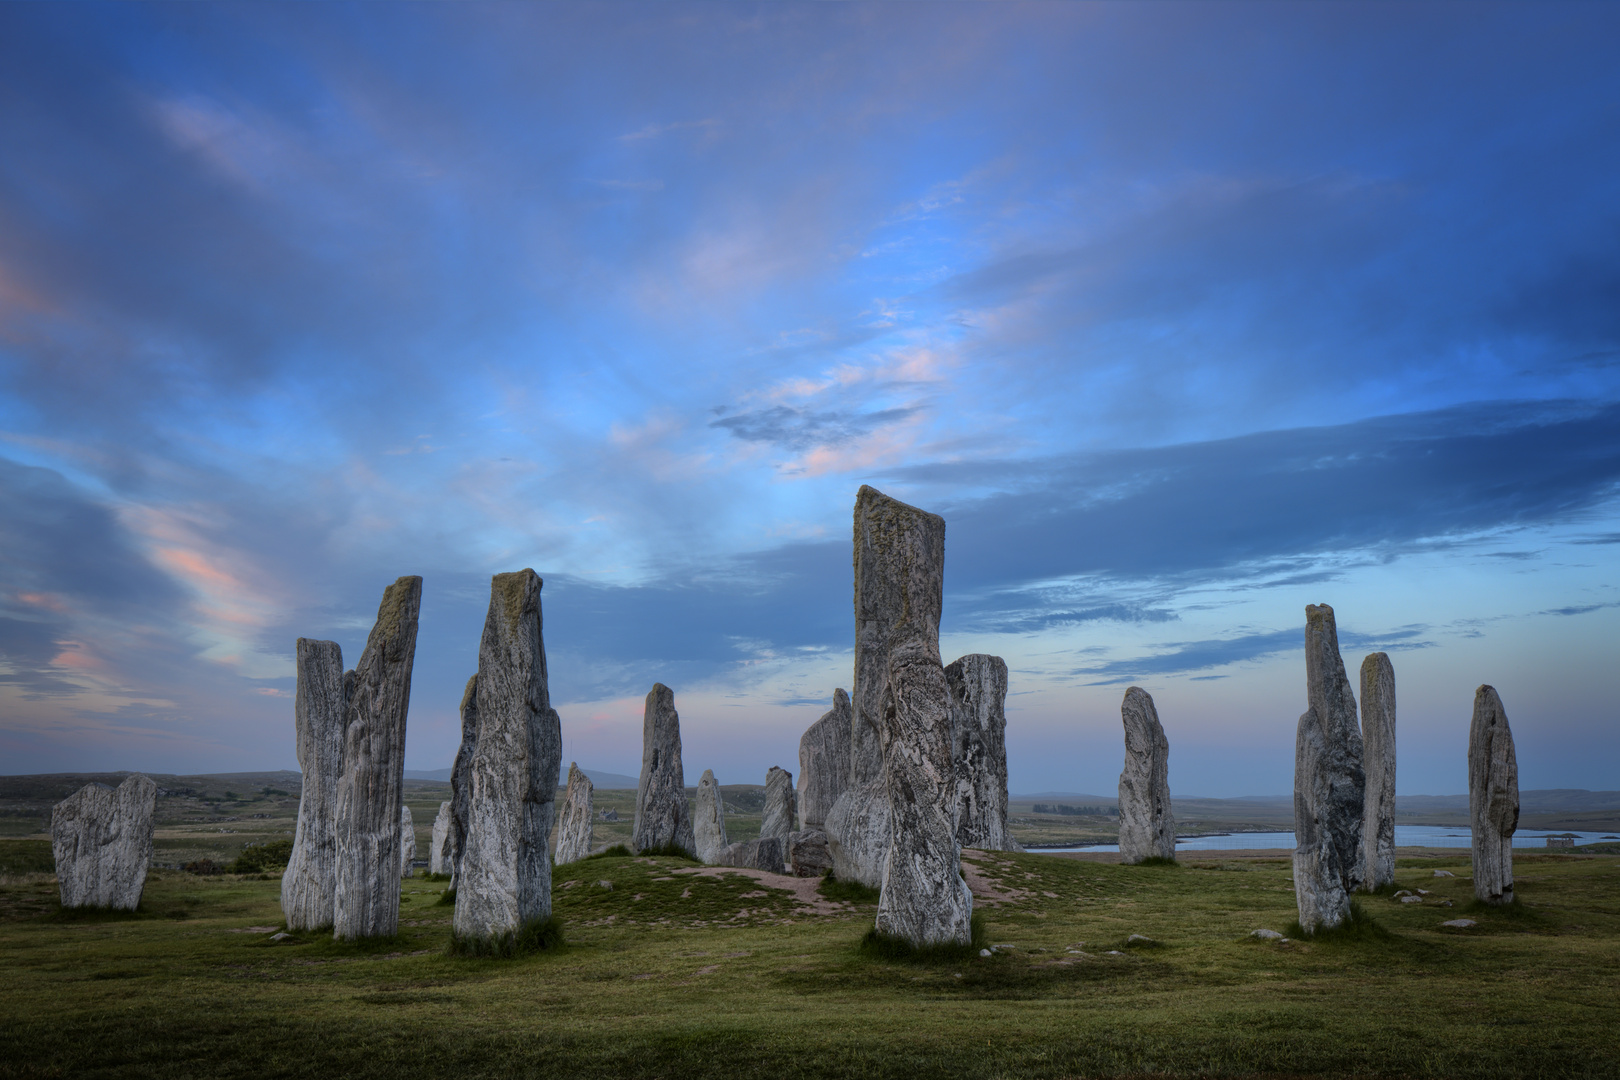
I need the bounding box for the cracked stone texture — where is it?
[429,801,453,875]
[718,836,786,875]
[453,570,564,945]
[447,674,478,890]
[333,575,421,941]
[1292,603,1366,934]
[788,829,833,877]
[876,629,974,946]
[1117,686,1176,864]
[555,763,595,865]
[1359,652,1398,891]
[282,638,346,930]
[797,688,851,829]
[694,768,728,864]
[399,804,416,878]
[762,765,797,843]
[51,774,157,911]
[1469,684,1519,905]
[948,654,1018,852]
[633,683,696,856]
[824,778,890,889]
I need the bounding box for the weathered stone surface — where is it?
[824,778,890,889]
[598,808,618,822]
[1292,603,1367,934]
[693,769,727,864]
[876,629,974,947]
[51,774,157,910]
[632,683,696,856]
[797,689,851,829]
[851,485,944,789]
[1441,919,1477,929]
[1359,652,1397,891]
[333,575,422,941]
[453,570,564,946]
[1117,686,1176,864]
[281,638,346,929]
[447,674,478,891]
[429,801,453,875]
[761,765,797,843]
[554,763,595,866]
[788,830,833,877]
[1250,928,1285,941]
[399,805,416,878]
[1469,684,1519,905]
[717,836,785,875]
[947,654,1019,852]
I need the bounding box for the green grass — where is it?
[448,915,564,958]
[857,911,988,962]
[1285,900,1392,943]
[583,843,634,860]
[1,850,1616,1078]
[817,873,880,904]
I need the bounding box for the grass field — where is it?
[2,837,1616,1080]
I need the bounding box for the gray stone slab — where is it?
[1359,652,1397,890]
[1117,686,1175,864]
[797,689,851,830]
[429,801,453,876]
[282,638,345,930]
[717,836,785,875]
[447,674,477,891]
[399,804,416,879]
[948,654,1018,852]
[51,774,157,911]
[632,683,695,856]
[693,768,727,864]
[761,765,796,843]
[555,763,595,866]
[1469,684,1519,905]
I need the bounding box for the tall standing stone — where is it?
[1359,653,1397,891]
[555,763,595,865]
[51,774,157,911]
[761,766,797,843]
[797,688,851,830]
[1117,686,1175,864]
[453,570,564,948]
[693,769,728,864]
[1469,685,1519,905]
[429,801,453,876]
[282,638,346,929]
[947,654,1018,852]
[1292,603,1366,934]
[447,674,478,890]
[632,683,695,856]
[332,575,422,941]
[399,805,416,878]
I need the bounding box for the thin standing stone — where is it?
[429,801,453,876]
[555,763,595,866]
[399,804,416,878]
[453,570,564,947]
[281,638,346,929]
[51,774,157,911]
[797,688,851,830]
[761,766,797,843]
[1117,686,1175,864]
[947,654,1018,852]
[1469,685,1519,905]
[332,575,422,941]
[1359,653,1397,891]
[693,769,728,864]
[632,683,696,856]
[447,674,478,891]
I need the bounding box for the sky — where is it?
[2,2,1618,797]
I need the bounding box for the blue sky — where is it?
[2,2,1617,796]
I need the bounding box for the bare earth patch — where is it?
[671,866,855,916]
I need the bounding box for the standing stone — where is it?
[761,766,797,843]
[631,683,696,856]
[947,654,1018,852]
[332,575,422,941]
[1359,653,1397,891]
[555,763,595,865]
[1469,685,1519,905]
[399,805,416,878]
[281,638,346,929]
[1117,686,1175,864]
[693,769,728,864]
[447,674,478,890]
[797,688,851,830]
[51,774,157,911]
[429,801,453,876]
[453,570,564,948]
[718,837,786,874]
[1292,603,1367,934]
[788,829,833,877]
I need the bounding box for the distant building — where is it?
[1545,834,1576,849]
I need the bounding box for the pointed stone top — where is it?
[833,687,849,709]
[699,768,717,785]
[648,682,674,701]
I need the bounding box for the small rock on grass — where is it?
[1127,934,1156,945]
[1434,869,1455,877]
[269,932,293,942]
[1400,895,1424,904]
[1251,929,1285,941]
[1441,919,1477,929]
[979,948,992,957]
[598,880,613,890]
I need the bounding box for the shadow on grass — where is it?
[1287,901,1393,944]
[819,874,879,905]
[435,887,456,907]
[1131,856,1180,868]
[43,904,146,923]
[582,845,633,861]
[633,844,699,861]
[448,915,564,958]
[857,912,988,964]
[1464,895,1546,927]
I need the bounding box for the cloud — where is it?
[709,404,921,453]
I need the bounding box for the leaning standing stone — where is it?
[447,674,478,890]
[554,763,595,865]
[453,570,564,949]
[282,638,346,929]
[429,801,453,876]
[332,575,422,941]
[51,774,157,911]
[1117,686,1175,864]
[797,688,851,830]
[1469,685,1519,905]
[631,683,696,856]
[761,766,797,843]
[1359,653,1397,891]
[693,769,728,864]
[948,654,1018,852]
[399,805,416,878]
[1292,603,1366,934]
